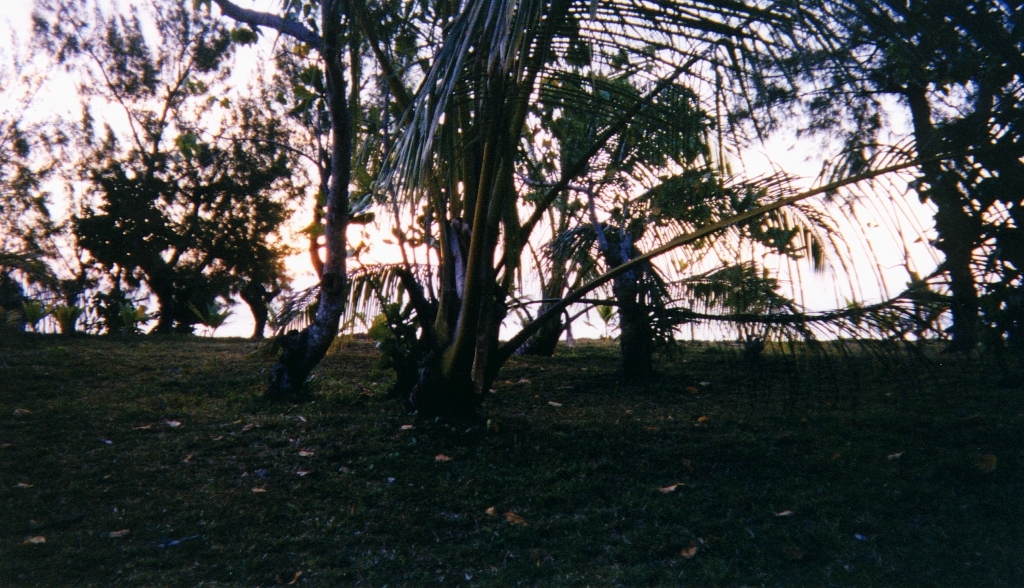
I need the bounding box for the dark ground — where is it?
[1,334,1022,586]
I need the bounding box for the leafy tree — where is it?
[34,0,300,336]
[797,0,1024,351]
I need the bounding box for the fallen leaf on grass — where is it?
[400,424,413,430]
[23,536,46,544]
[16,482,33,488]
[659,484,680,493]
[686,386,699,394]
[517,378,531,384]
[774,510,795,517]
[505,511,528,525]
[241,423,255,432]
[182,454,193,463]
[211,435,224,441]
[109,529,130,538]
[164,420,181,428]
[696,415,710,423]
[252,487,266,493]
[13,408,31,416]
[296,470,312,477]
[887,451,904,460]
[134,425,153,430]
[295,415,307,423]
[977,454,998,473]
[484,507,497,516]
[547,401,562,407]
[680,544,698,558]
[435,454,452,462]
[298,450,314,457]
[276,570,303,585]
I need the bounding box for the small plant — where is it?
[51,303,84,336]
[0,308,21,332]
[596,304,618,339]
[22,299,49,332]
[118,302,150,336]
[189,300,233,336]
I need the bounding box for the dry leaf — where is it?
[659,484,679,493]
[23,536,46,544]
[13,408,31,416]
[109,529,130,538]
[277,570,303,585]
[165,420,181,428]
[134,425,152,430]
[252,487,267,493]
[505,511,528,525]
[547,401,562,407]
[211,435,224,441]
[296,415,307,423]
[774,510,795,517]
[296,470,312,477]
[400,424,413,430]
[16,482,33,488]
[435,454,452,462]
[696,415,710,423]
[484,506,497,516]
[182,454,193,463]
[680,544,698,559]
[241,423,255,432]
[517,378,531,384]
[887,451,904,460]
[298,450,314,457]
[977,454,998,473]
[686,386,699,394]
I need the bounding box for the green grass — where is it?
[1,334,1022,586]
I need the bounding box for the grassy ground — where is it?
[1,334,1022,587]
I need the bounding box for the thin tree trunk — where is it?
[266,1,351,400]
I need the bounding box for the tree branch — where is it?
[211,0,322,50]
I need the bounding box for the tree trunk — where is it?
[239,283,269,340]
[266,1,351,400]
[613,268,654,377]
[906,84,980,351]
[516,275,566,356]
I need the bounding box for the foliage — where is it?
[33,0,299,335]
[50,302,83,336]
[21,299,49,332]
[117,301,150,336]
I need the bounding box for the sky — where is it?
[1,1,942,340]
